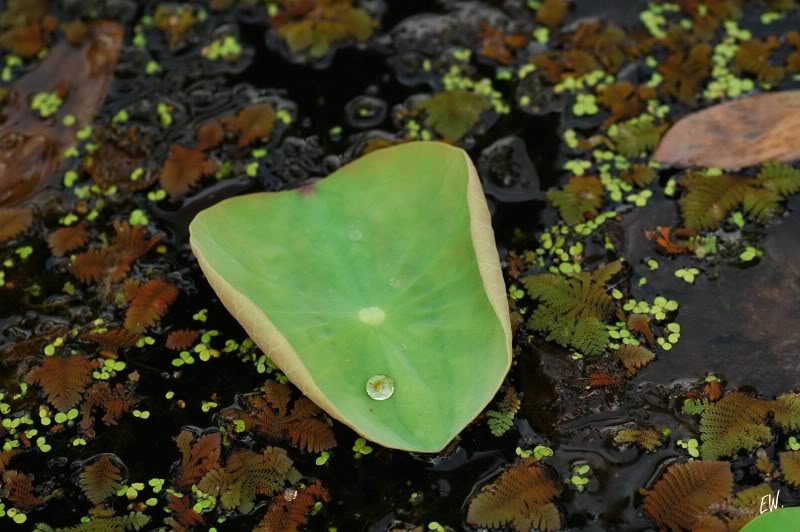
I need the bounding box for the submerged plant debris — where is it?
[2,0,800,530]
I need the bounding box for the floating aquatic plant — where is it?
[271,0,377,59]
[523,261,621,356]
[190,141,512,452]
[699,392,772,460]
[415,90,491,142]
[643,460,733,530]
[485,387,520,437]
[466,459,561,532]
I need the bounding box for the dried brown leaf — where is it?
[654,91,800,169]
[0,207,32,242]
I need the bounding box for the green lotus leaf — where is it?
[189,141,512,452]
[742,507,800,531]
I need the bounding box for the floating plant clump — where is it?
[190,142,512,452]
[5,0,800,529]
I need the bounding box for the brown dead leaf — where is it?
[0,21,123,207]
[654,91,800,170]
[0,207,32,242]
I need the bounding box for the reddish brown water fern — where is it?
[466,459,561,531]
[0,207,32,242]
[615,344,655,376]
[124,278,178,333]
[79,382,141,434]
[626,314,655,346]
[2,470,45,510]
[0,450,19,473]
[48,221,89,257]
[643,461,732,530]
[198,446,301,514]
[79,454,124,505]
[70,221,159,284]
[175,430,222,488]
[159,145,218,199]
[25,355,95,411]
[228,381,336,452]
[165,329,201,351]
[80,329,141,353]
[254,480,330,532]
[222,102,277,146]
[166,494,205,529]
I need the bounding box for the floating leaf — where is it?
[159,145,217,200]
[466,459,561,532]
[272,0,377,58]
[741,506,800,532]
[0,207,32,242]
[643,461,732,530]
[547,175,604,225]
[25,355,95,412]
[79,454,124,505]
[198,447,301,514]
[165,329,201,351]
[416,90,491,142]
[654,91,800,169]
[48,221,89,257]
[700,392,772,460]
[124,278,178,333]
[190,142,512,452]
[255,480,330,532]
[175,430,221,488]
